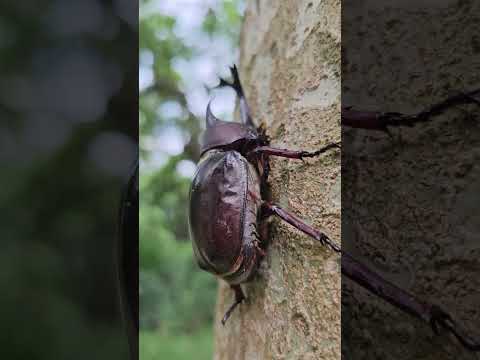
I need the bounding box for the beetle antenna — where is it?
[206,99,220,128]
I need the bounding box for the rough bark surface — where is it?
[342,1,480,359]
[213,1,341,359]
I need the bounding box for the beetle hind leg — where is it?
[221,284,246,325]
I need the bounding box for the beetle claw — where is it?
[298,142,341,161]
[215,77,232,89]
[430,305,455,334]
[460,92,480,106]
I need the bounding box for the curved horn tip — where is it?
[206,100,219,127]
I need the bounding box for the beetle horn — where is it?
[206,100,220,128]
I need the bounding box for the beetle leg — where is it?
[259,199,480,348]
[261,202,341,252]
[343,252,480,351]
[216,64,255,128]
[221,284,246,325]
[262,200,480,350]
[430,306,480,351]
[250,142,340,160]
[250,231,267,257]
[342,88,480,131]
[259,200,480,349]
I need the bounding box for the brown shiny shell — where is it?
[188,150,261,283]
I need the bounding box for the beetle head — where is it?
[200,101,258,155]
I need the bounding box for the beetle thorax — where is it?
[200,122,258,155]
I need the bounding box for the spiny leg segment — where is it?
[342,88,480,132]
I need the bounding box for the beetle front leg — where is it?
[341,109,397,132]
[221,284,246,326]
[250,142,340,160]
[342,88,480,131]
[216,64,255,128]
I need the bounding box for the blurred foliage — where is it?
[140,327,213,360]
[0,1,137,359]
[139,0,243,359]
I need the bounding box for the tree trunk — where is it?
[213,1,341,359]
[342,1,480,359]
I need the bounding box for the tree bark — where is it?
[342,1,480,359]
[213,1,341,359]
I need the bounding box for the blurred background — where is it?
[0,0,137,359]
[139,0,245,359]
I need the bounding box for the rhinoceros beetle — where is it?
[188,65,341,325]
[188,65,480,350]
